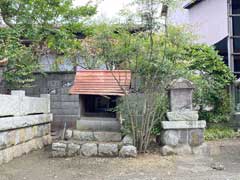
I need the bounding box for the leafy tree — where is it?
[184,45,235,123]
[0,0,96,88]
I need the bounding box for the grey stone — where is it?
[65,129,73,140]
[122,135,134,145]
[175,144,192,155]
[25,127,34,141]
[98,143,119,157]
[81,143,98,157]
[119,145,137,158]
[167,78,195,111]
[52,151,66,158]
[73,131,94,141]
[52,142,67,152]
[0,114,52,132]
[67,143,80,156]
[188,129,204,146]
[192,143,209,155]
[178,130,188,144]
[161,130,179,147]
[167,111,199,121]
[94,132,122,142]
[211,162,225,171]
[161,120,206,130]
[0,132,7,150]
[52,142,67,157]
[77,119,121,132]
[160,145,176,156]
[36,126,44,137]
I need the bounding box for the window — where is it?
[232,0,240,14]
[233,38,240,53]
[234,56,240,72]
[233,16,240,36]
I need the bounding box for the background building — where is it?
[170,0,240,112]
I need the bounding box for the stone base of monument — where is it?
[160,120,208,156]
[159,78,208,156]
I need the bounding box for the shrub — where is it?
[205,125,239,141]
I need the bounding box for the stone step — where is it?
[72,130,122,142]
[77,119,121,132]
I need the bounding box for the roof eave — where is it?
[183,0,203,9]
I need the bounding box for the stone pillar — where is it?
[160,78,207,156]
[0,58,8,93]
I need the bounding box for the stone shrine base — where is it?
[52,130,137,158]
[160,128,208,156]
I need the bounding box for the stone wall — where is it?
[24,72,80,130]
[0,91,52,165]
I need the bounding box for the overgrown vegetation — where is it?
[205,125,240,141]
[184,45,235,123]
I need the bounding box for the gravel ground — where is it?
[0,139,240,180]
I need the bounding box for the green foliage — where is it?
[184,45,235,123]
[0,0,96,88]
[205,125,239,141]
[0,29,39,89]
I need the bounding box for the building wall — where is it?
[170,0,228,45]
[24,72,80,130]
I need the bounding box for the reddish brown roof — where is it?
[69,70,131,96]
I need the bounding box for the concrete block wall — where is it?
[0,91,52,165]
[24,72,80,130]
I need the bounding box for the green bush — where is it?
[205,125,239,141]
[185,45,235,123]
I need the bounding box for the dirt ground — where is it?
[1,139,240,180]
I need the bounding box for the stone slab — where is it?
[98,143,118,157]
[161,130,179,146]
[67,143,81,156]
[81,143,98,157]
[167,111,199,121]
[119,145,137,158]
[188,129,204,146]
[94,132,122,142]
[161,120,206,129]
[0,114,52,132]
[73,131,94,141]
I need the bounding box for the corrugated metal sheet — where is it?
[69,70,131,96]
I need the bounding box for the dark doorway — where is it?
[81,95,117,118]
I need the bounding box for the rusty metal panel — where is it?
[69,70,131,96]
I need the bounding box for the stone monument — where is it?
[160,78,207,155]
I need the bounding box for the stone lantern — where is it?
[160,78,207,156]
